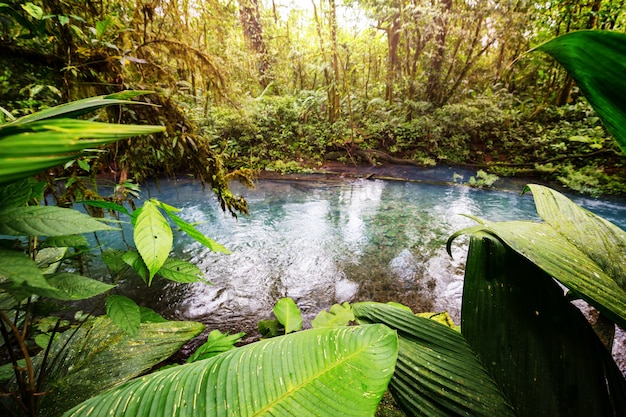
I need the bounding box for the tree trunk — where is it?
[237,0,272,88]
[425,0,452,105]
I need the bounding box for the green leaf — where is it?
[0,93,164,185]
[62,324,397,417]
[139,306,167,323]
[21,2,43,19]
[157,258,205,283]
[80,200,129,215]
[524,184,626,288]
[40,235,89,250]
[460,233,626,416]
[37,273,115,301]
[121,250,149,281]
[353,302,516,417]
[4,91,156,125]
[273,297,303,334]
[186,329,244,363]
[415,311,456,329]
[101,249,128,274]
[35,316,204,417]
[258,319,281,338]
[133,200,172,284]
[0,206,116,236]
[35,246,66,274]
[0,359,25,383]
[312,302,355,328]
[160,206,230,253]
[453,218,626,331]
[105,294,141,337]
[0,178,40,208]
[535,31,626,154]
[0,249,55,299]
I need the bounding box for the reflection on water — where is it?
[111,175,626,341]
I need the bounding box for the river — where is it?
[103,165,626,362]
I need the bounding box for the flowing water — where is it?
[102,166,626,354]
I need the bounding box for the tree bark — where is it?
[425,0,452,105]
[238,0,272,88]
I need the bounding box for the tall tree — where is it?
[238,0,272,88]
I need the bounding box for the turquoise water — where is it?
[107,173,626,340]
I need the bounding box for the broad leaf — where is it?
[451,219,626,330]
[0,178,41,208]
[34,316,204,417]
[524,184,626,288]
[535,31,626,153]
[133,200,172,284]
[40,235,89,250]
[101,249,128,274]
[0,249,55,299]
[122,249,149,281]
[460,233,626,417]
[312,302,355,328]
[105,294,141,337]
[4,91,155,125]
[139,306,168,323]
[273,297,303,333]
[37,273,115,301]
[0,206,116,236]
[0,120,164,185]
[353,302,516,417]
[63,324,397,417]
[157,258,205,283]
[186,329,244,363]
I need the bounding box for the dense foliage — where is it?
[1,0,625,195]
[2,1,626,416]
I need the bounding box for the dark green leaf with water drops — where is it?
[353,302,516,417]
[34,316,204,417]
[460,232,626,416]
[524,184,626,288]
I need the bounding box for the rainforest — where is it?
[2,1,626,416]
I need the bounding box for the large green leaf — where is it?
[0,119,164,184]
[451,218,626,330]
[0,92,165,185]
[3,91,156,125]
[62,324,397,417]
[0,205,116,236]
[34,316,205,417]
[524,184,626,288]
[460,233,626,417]
[134,200,173,284]
[353,302,515,417]
[535,30,626,153]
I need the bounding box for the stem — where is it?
[35,318,62,393]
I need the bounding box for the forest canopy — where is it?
[1,0,626,196]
